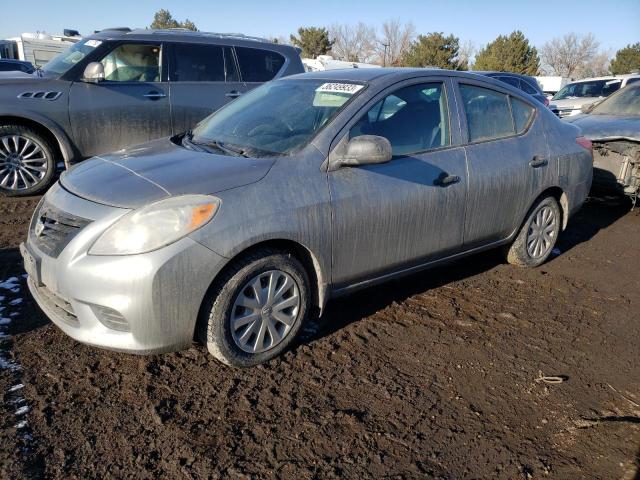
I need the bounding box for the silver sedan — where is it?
[22,69,593,367]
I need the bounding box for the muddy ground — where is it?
[0,193,638,479]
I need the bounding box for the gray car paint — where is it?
[24,68,592,355]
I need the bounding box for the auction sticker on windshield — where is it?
[314,83,363,107]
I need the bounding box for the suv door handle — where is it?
[225,91,242,98]
[529,156,548,168]
[436,174,461,186]
[143,91,166,100]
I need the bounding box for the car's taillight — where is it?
[576,136,592,152]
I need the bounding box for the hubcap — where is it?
[230,270,300,354]
[0,135,48,191]
[526,205,557,259]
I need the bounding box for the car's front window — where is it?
[190,79,365,156]
[552,79,621,100]
[591,86,640,116]
[40,39,102,76]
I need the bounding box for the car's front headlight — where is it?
[89,195,220,255]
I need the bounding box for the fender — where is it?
[0,110,77,169]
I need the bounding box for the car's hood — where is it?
[564,114,640,142]
[60,137,275,209]
[549,97,600,109]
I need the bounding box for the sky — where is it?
[0,0,638,53]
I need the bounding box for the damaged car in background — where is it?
[567,84,640,205]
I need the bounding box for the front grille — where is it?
[32,203,91,258]
[29,278,78,326]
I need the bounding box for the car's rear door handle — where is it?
[143,91,166,100]
[530,156,548,168]
[436,174,461,186]
[225,91,242,98]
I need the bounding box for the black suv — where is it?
[0,28,304,195]
[476,71,548,107]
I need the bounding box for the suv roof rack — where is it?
[141,29,272,44]
[99,27,132,33]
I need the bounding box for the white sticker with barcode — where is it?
[85,40,102,48]
[316,83,364,94]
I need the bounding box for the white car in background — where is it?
[550,74,640,118]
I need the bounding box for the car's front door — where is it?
[68,42,171,158]
[167,43,246,134]
[328,79,468,287]
[454,81,552,248]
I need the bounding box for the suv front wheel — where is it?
[0,125,56,197]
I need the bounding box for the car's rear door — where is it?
[328,77,468,287]
[167,42,245,134]
[68,41,171,158]
[453,80,553,249]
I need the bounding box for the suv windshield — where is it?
[191,79,365,156]
[592,85,640,116]
[552,79,621,101]
[41,39,102,76]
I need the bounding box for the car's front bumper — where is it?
[22,183,227,354]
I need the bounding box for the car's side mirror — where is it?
[581,101,600,114]
[332,135,392,169]
[82,62,105,83]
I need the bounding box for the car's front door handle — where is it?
[143,91,166,100]
[225,91,242,98]
[436,174,461,186]
[529,156,549,168]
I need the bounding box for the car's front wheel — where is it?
[200,248,310,367]
[0,125,56,197]
[506,195,561,267]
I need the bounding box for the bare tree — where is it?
[540,33,600,77]
[329,23,377,63]
[376,19,416,66]
[457,40,476,70]
[575,49,612,78]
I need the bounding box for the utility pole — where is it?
[381,42,389,67]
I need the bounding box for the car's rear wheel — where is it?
[506,196,561,267]
[0,125,56,197]
[199,248,310,367]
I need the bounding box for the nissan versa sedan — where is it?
[22,69,593,367]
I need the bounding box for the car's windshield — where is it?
[552,79,621,101]
[591,85,640,116]
[191,79,365,156]
[41,39,102,76]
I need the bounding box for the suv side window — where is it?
[170,44,238,82]
[498,75,521,89]
[101,44,161,82]
[350,82,450,156]
[235,47,285,82]
[460,84,514,142]
[519,79,538,95]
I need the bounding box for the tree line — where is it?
[150,11,640,77]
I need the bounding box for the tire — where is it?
[0,124,57,197]
[506,196,561,267]
[199,248,310,367]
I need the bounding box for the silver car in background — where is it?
[22,69,593,367]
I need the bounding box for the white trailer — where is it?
[0,31,80,67]
[302,55,381,72]
[535,76,571,97]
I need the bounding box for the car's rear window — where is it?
[235,47,285,82]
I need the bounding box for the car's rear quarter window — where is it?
[235,47,285,82]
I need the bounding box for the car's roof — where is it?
[88,28,296,51]
[475,71,532,78]
[285,67,497,84]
